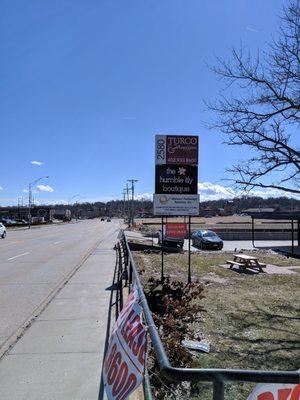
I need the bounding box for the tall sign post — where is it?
[154,135,199,283]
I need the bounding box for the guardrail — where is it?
[116,230,299,400]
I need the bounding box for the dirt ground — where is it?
[134,250,300,400]
[136,215,293,231]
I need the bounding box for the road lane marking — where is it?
[7,252,29,261]
[0,240,23,247]
[53,241,62,244]
[0,229,108,360]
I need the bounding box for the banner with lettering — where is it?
[103,288,147,400]
[247,383,300,400]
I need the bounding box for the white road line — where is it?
[7,252,29,261]
[53,241,62,245]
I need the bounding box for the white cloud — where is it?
[23,188,38,194]
[0,197,19,204]
[31,160,44,166]
[246,26,259,33]
[198,182,300,201]
[134,183,300,202]
[135,193,153,201]
[36,184,54,193]
[198,182,235,201]
[44,199,68,205]
[0,186,3,191]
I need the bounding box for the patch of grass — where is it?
[135,251,300,400]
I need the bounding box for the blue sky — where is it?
[0,0,293,205]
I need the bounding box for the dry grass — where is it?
[136,215,293,230]
[135,251,300,400]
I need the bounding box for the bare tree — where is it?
[206,0,300,195]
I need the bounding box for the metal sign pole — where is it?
[161,216,164,282]
[188,216,191,284]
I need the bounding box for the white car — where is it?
[0,223,6,238]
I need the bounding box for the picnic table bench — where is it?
[226,254,266,272]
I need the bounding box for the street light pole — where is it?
[68,194,80,205]
[28,176,49,229]
[67,194,80,221]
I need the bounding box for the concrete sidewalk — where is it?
[0,233,117,400]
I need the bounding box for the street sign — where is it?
[165,223,187,238]
[153,194,199,216]
[104,289,147,400]
[155,164,198,195]
[155,135,199,165]
[247,383,300,400]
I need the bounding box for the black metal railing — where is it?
[115,230,299,400]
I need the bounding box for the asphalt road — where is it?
[0,219,121,355]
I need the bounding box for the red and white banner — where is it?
[112,285,139,335]
[165,222,187,238]
[104,287,147,400]
[247,383,300,400]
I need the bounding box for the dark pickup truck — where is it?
[157,230,184,249]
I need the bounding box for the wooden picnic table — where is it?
[226,253,266,272]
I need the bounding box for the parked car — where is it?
[106,218,111,222]
[15,219,27,225]
[158,229,184,249]
[0,223,7,238]
[100,217,105,221]
[0,218,17,226]
[192,230,223,250]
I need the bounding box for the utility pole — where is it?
[123,189,126,219]
[18,197,21,220]
[126,184,130,224]
[28,183,32,229]
[127,179,138,227]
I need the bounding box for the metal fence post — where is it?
[115,243,121,318]
[129,260,133,293]
[118,244,124,311]
[213,379,224,400]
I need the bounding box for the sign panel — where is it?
[155,135,167,165]
[104,288,147,400]
[247,383,300,400]
[112,284,139,335]
[155,164,198,195]
[165,223,187,238]
[153,194,199,216]
[155,135,199,165]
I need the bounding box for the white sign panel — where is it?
[247,383,300,400]
[155,135,167,165]
[153,194,199,216]
[104,295,147,400]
